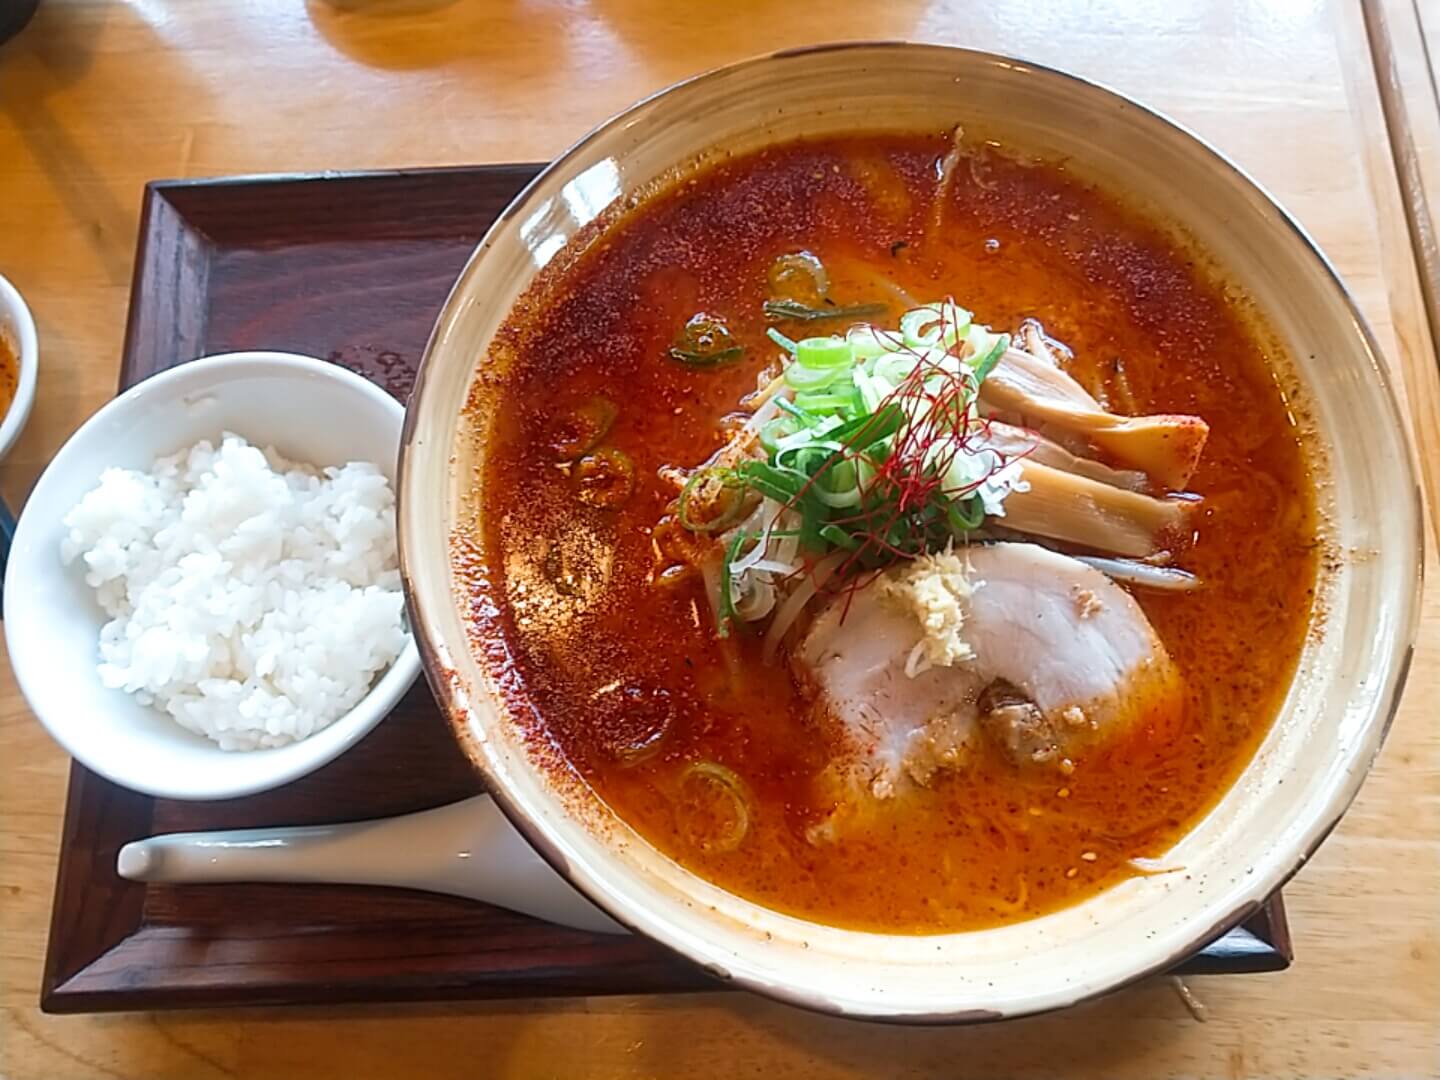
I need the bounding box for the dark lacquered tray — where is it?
[40,165,1292,1013]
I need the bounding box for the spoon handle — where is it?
[116,795,625,936]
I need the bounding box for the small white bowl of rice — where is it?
[3,352,421,800]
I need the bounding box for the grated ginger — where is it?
[877,549,977,676]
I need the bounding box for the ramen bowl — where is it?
[399,44,1421,1021]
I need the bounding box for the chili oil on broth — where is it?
[462,132,1319,934]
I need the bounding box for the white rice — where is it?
[60,433,408,751]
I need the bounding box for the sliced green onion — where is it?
[940,299,973,341]
[941,450,983,494]
[767,327,798,354]
[812,457,860,509]
[670,345,743,367]
[735,460,806,504]
[671,313,744,368]
[873,351,915,385]
[759,416,798,456]
[964,322,1001,362]
[784,360,844,392]
[794,336,854,371]
[830,402,904,449]
[852,368,891,413]
[776,443,838,475]
[767,251,829,306]
[573,448,635,509]
[900,307,944,348]
[848,325,903,360]
[824,456,857,491]
[972,332,1009,383]
[547,396,618,462]
[947,495,985,532]
[817,523,860,550]
[775,397,820,423]
[677,466,748,533]
[797,505,827,552]
[775,413,843,444]
[794,388,857,413]
[699,303,1022,577]
[900,301,972,350]
[736,459,828,552]
[677,761,752,853]
[854,452,878,495]
[764,299,888,323]
[717,530,748,636]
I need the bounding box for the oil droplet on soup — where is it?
[461,133,1318,933]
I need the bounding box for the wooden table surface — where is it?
[1,2,1437,1077]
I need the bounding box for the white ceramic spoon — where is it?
[116,795,626,935]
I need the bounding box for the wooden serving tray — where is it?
[40,165,1292,1014]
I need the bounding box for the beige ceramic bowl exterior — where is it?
[400,45,1422,1021]
[0,271,39,460]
